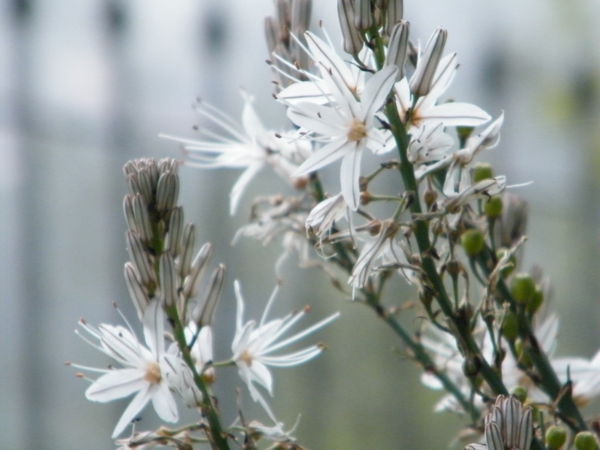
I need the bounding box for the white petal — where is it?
[229,162,263,215]
[305,31,355,89]
[340,144,364,210]
[361,65,398,120]
[247,360,273,394]
[241,96,266,140]
[143,300,164,359]
[287,102,347,136]
[86,369,145,402]
[151,382,178,423]
[293,137,352,177]
[111,385,153,438]
[420,102,491,127]
[277,80,330,105]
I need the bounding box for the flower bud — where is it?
[485,196,503,219]
[384,21,409,79]
[409,27,447,97]
[472,162,494,183]
[511,273,536,304]
[461,229,485,256]
[385,0,403,36]
[502,311,519,342]
[178,223,196,278]
[124,262,150,320]
[182,242,213,300]
[156,171,179,213]
[338,0,364,56]
[132,193,153,243]
[545,425,567,450]
[166,207,184,257]
[574,432,599,450]
[159,252,180,309]
[192,264,225,327]
[290,0,312,35]
[354,0,373,31]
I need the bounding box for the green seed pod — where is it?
[527,286,544,314]
[485,196,503,219]
[502,311,519,342]
[545,425,567,450]
[472,162,494,183]
[574,432,599,450]
[511,386,528,404]
[461,229,485,256]
[511,273,536,304]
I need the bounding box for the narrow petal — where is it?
[293,138,352,177]
[277,80,330,105]
[86,369,145,402]
[420,102,491,127]
[241,95,266,140]
[340,144,363,210]
[229,163,263,215]
[111,385,153,438]
[305,32,355,89]
[361,66,398,120]
[287,102,347,136]
[143,300,164,359]
[151,382,178,423]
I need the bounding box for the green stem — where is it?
[166,307,231,449]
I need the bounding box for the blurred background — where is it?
[1,0,600,448]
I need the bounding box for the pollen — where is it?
[347,118,367,142]
[144,362,162,384]
[241,349,254,367]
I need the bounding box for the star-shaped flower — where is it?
[231,280,339,420]
[73,300,178,438]
[286,64,398,210]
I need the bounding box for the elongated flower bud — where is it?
[384,20,409,79]
[290,0,312,35]
[338,0,364,56]
[166,207,183,257]
[354,0,373,31]
[124,262,150,320]
[192,264,225,327]
[264,16,278,54]
[159,252,179,309]
[385,0,403,35]
[132,193,153,243]
[123,195,138,234]
[156,171,179,213]
[182,243,213,300]
[126,230,155,287]
[410,27,447,97]
[178,223,196,278]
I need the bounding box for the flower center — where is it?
[241,349,254,367]
[347,118,367,142]
[143,362,162,385]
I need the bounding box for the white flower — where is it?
[421,313,600,413]
[305,193,349,240]
[287,64,398,210]
[74,300,178,438]
[349,219,408,290]
[407,122,455,165]
[162,93,309,215]
[395,52,491,132]
[231,280,340,420]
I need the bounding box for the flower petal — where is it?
[86,369,145,402]
[340,144,364,210]
[293,137,353,177]
[361,65,398,120]
[111,384,153,438]
[151,382,178,423]
[420,102,491,127]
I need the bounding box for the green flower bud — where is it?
[545,425,567,450]
[502,311,519,342]
[511,386,528,404]
[472,163,494,183]
[526,286,544,314]
[461,229,485,256]
[515,338,532,367]
[511,273,536,304]
[485,196,503,219]
[574,432,599,450]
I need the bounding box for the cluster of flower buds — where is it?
[265,0,313,89]
[123,158,224,325]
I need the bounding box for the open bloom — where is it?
[231,280,340,420]
[74,300,178,438]
[286,64,398,210]
[162,93,309,215]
